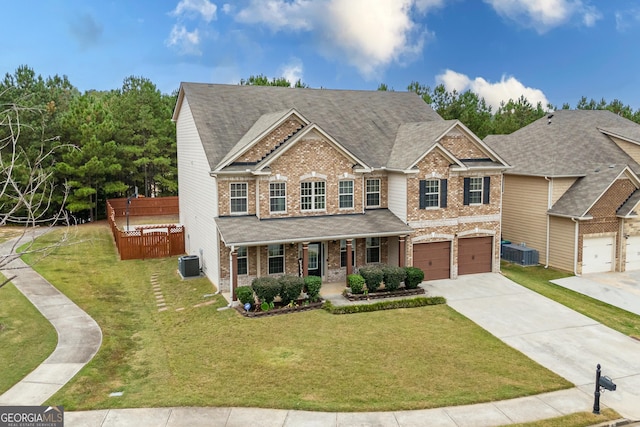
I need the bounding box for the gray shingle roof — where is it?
[618,189,640,217]
[179,83,444,170]
[599,126,640,145]
[387,121,457,169]
[484,110,640,177]
[548,164,629,218]
[215,209,414,246]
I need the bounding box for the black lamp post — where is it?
[593,364,602,414]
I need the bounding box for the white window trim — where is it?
[237,246,248,275]
[230,182,248,215]
[267,244,285,275]
[300,180,326,212]
[338,180,354,210]
[468,177,483,206]
[424,179,440,209]
[366,178,381,208]
[269,182,287,214]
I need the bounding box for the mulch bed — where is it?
[344,287,425,301]
[235,300,324,318]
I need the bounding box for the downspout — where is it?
[619,220,624,272]
[544,176,552,268]
[227,245,234,305]
[572,218,579,276]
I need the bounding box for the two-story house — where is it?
[172,83,509,300]
[485,110,640,275]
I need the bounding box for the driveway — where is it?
[423,273,640,420]
[552,271,640,316]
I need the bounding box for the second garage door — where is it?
[626,236,640,271]
[458,237,493,275]
[582,236,614,274]
[413,241,451,280]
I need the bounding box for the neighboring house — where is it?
[172,83,509,299]
[485,110,640,275]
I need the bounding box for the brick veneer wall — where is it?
[236,118,304,163]
[578,177,637,271]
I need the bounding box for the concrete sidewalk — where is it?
[0,229,103,406]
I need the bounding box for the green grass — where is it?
[15,223,572,411]
[502,262,640,339]
[0,277,58,393]
[509,409,619,427]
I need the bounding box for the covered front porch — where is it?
[215,210,414,300]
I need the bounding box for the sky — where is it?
[3,0,640,111]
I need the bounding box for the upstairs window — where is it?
[419,179,447,209]
[463,177,491,205]
[270,182,286,213]
[339,180,354,209]
[366,179,380,207]
[230,182,247,214]
[301,181,326,211]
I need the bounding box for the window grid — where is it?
[268,244,284,274]
[230,182,247,213]
[366,237,380,263]
[301,181,326,211]
[468,177,483,205]
[424,179,439,207]
[366,179,380,207]
[269,182,286,213]
[339,180,354,209]
[237,246,248,275]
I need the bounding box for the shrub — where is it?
[347,274,365,294]
[279,275,305,304]
[236,286,254,305]
[359,265,384,292]
[383,265,406,291]
[251,277,281,304]
[323,296,446,314]
[304,275,322,302]
[404,267,425,289]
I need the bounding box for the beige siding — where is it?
[551,177,577,205]
[502,175,548,260]
[548,216,576,272]
[176,98,221,289]
[611,136,640,165]
[388,173,407,222]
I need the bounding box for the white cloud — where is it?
[279,58,304,86]
[436,69,550,111]
[171,0,217,22]
[484,0,601,33]
[233,0,443,79]
[166,24,201,55]
[615,8,640,32]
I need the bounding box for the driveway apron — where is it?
[424,273,640,420]
[0,230,103,405]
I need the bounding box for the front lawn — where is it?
[18,223,571,411]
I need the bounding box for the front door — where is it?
[308,242,323,277]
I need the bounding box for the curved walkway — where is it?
[0,230,102,405]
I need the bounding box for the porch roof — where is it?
[215,209,414,247]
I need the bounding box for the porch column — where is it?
[346,239,354,283]
[302,242,309,277]
[399,235,406,268]
[231,248,238,301]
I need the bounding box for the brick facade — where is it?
[236,118,304,164]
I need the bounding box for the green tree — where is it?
[491,96,546,135]
[240,74,308,88]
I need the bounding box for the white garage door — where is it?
[625,236,640,271]
[582,236,614,274]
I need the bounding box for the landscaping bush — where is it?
[404,267,425,289]
[236,286,254,305]
[323,296,446,314]
[279,275,305,304]
[347,274,365,294]
[251,277,281,304]
[383,265,406,291]
[304,275,322,302]
[359,265,384,292]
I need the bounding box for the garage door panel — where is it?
[625,236,640,271]
[583,236,614,274]
[413,241,450,280]
[458,237,493,275]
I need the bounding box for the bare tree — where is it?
[0,94,74,289]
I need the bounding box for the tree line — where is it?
[2,68,639,223]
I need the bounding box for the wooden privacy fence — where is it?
[107,197,184,260]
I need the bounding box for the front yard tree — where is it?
[0,95,72,289]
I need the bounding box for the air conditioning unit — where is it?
[501,243,539,266]
[179,255,200,278]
